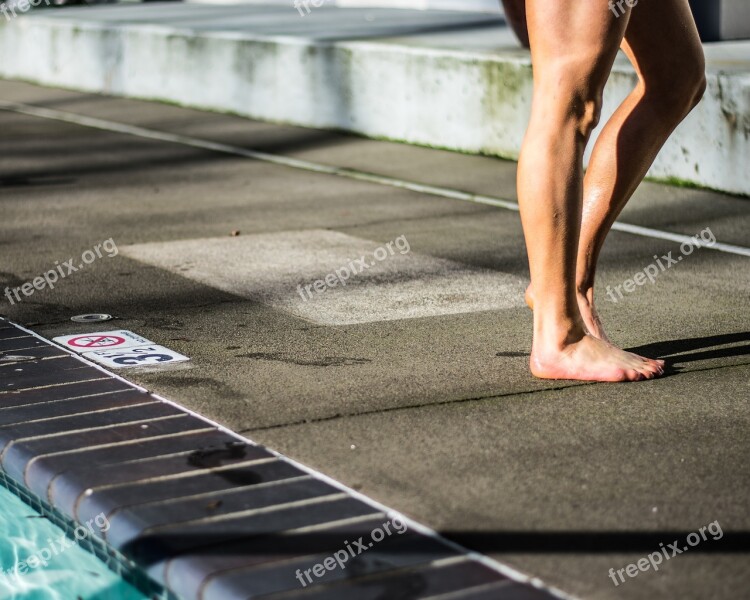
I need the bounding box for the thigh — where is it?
[525,0,630,92]
[621,0,705,86]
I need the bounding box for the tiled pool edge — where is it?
[0,469,177,600]
[0,317,571,600]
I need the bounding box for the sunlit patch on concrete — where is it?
[121,230,525,325]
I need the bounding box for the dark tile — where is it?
[75,459,305,524]
[0,325,24,339]
[36,419,222,508]
[108,477,338,548]
[133,497,381,585]
[45,430,238,509]
[0,346,69,363]
[171,516,386,600]
[268,559,505,600]
[42,429,234,492]
[0,356,94,380]
[0,335,47,353]
[0,389,154,427]
[0,361,106,393]
[2,413,203,488]
[0,354,88,374]
[52,441,273,517]
[186,521,457,600]
[0,401,180,453]
[0,378,133,408]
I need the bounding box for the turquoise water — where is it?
[0,483,148,600]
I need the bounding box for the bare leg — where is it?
[576,0,706,341]
[518,0,662,381]
[527,0,706,345]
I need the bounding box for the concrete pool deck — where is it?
[0,79,748,599]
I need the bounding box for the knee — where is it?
[644,54,706,122]
[537,65,605,142]
[572,93,604,142]
[672,64,706,115]
[685,49,708,109]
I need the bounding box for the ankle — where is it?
[533,313,587,352]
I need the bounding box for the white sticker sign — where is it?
[82,345,190,369]
[53,330,153,353]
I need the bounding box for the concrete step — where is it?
[1,3,748,195]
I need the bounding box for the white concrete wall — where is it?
[186,0,502,13]
[1,12,748,195]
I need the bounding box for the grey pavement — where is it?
[1,79,749,600]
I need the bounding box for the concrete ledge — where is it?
[0,4,749,195]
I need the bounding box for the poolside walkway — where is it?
[0,79,749,599]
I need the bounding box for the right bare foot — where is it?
[525,283,665,372]
[531,329,665,382]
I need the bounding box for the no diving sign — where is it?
[53,329,190,369]
[53,330,153,353]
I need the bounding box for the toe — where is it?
[624,369,645,382]
[646,361,665,376]
[637,356,665,374]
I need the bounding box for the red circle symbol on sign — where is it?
[68,335,127,348]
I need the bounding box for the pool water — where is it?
[0,482,148,600]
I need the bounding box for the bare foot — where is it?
[525,283,665,370]
[531,329,665,382]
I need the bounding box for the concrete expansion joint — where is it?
[239,381,587,432]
